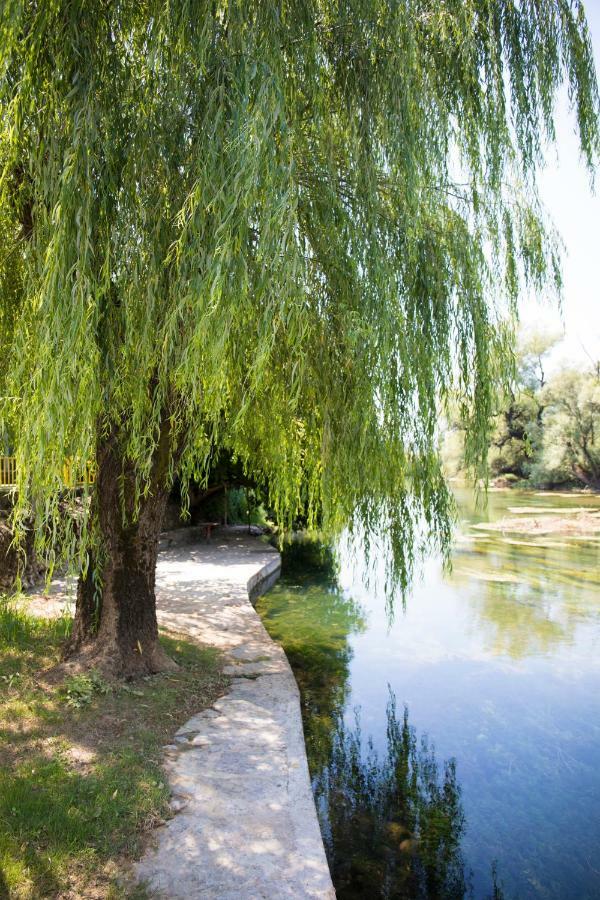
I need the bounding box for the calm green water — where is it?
[256,491,600,899]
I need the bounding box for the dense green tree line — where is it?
[443,331,600,490]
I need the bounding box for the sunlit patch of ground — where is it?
[0,596,228,899]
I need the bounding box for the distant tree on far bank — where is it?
[531,369,600,490]
[487,329,562,479]
[442,330,600,491]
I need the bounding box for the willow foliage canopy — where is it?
[0,1,598,673]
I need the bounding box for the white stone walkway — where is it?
[136,528,335,899]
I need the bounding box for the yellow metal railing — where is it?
[62,460,96,488]
[0,456,95,489]
[0,456,16,487]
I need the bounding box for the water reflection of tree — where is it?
[266,541,469,895]
[316,691,470,899]
[260,539,504,899]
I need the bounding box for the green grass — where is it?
[0,595,228,899]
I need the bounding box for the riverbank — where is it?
[471,505,600,536]
[3,528,334,898]
[137,527,334,898]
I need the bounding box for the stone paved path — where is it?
[136,528,336,899]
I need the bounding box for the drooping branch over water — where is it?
[0,1,598,594]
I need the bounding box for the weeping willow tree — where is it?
[0,1,598,676]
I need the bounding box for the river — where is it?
[256,490,600,899]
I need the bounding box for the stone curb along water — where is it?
[137,528,336,899]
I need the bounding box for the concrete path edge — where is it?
[136,529,336,899]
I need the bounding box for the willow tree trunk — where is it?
[65,429,177,677]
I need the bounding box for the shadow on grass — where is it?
[0,596,228,898]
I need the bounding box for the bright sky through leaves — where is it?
[527,0,600,368]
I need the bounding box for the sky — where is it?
[523,0,600,370]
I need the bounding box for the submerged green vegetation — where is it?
[0,596,227,898]
[317,695,471,899]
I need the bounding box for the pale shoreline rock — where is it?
[472,509,600,536]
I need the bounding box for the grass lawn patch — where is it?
[0,595,228,899]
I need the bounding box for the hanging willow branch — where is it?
[0,0,598,589]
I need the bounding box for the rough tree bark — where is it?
[65,420,177,677]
